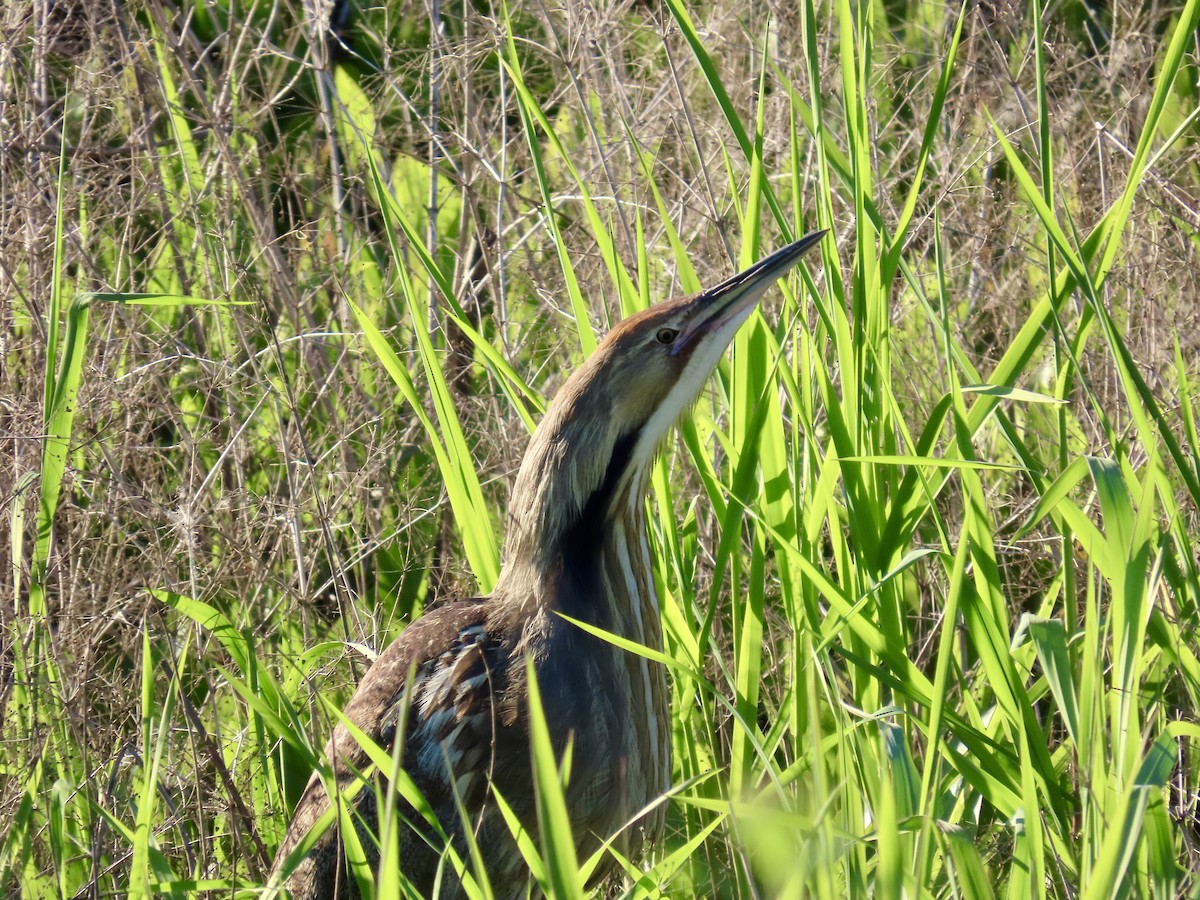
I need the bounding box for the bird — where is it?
[269,232,826,900]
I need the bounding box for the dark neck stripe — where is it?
[556,427,641,620]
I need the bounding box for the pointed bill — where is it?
[671,230,827,355]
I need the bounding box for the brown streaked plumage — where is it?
[269,233,826,899]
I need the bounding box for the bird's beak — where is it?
[671,230,827,356]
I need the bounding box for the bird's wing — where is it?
[273,599,505,889]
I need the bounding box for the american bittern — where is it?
[271,232,825,899]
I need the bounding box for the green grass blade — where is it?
[525,659,585,899]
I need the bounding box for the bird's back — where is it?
[272,598,524,899]
[271,594,667,900]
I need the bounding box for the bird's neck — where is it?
[493,409,671,811]
[494,415,662,643]
[561,470,659,631]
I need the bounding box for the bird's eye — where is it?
[655,327,679,345]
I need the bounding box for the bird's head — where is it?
[500,232,826,584]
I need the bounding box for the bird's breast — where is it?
[536,524,672,856]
